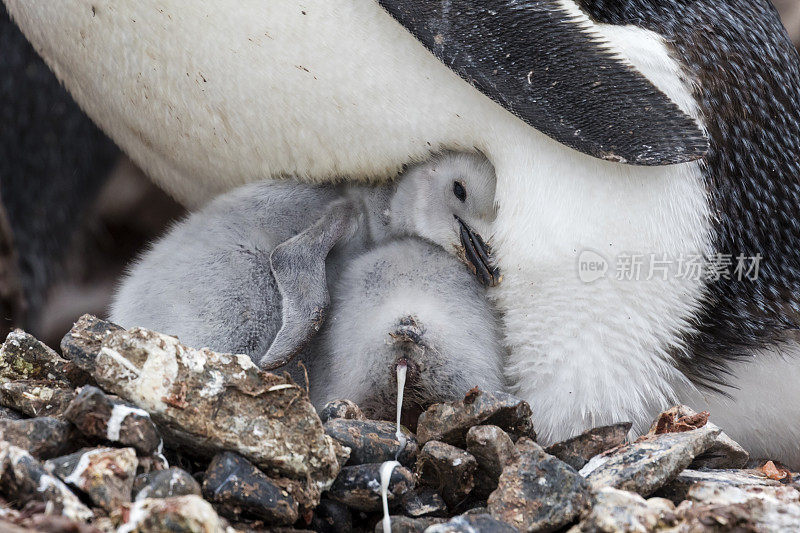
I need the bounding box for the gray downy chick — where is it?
[349,151,500,287]
[308,238,507,424]
[109,181,347,366]
[110,151,499,370]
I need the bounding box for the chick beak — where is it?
[455,215,501,287]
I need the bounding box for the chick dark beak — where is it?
[455,215,501,287]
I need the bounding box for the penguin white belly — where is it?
[4,0,511,206]
[5,1,716,452]
[676,346,800,470]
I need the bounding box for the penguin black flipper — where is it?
[377,0,708,166]
[261,199,359,370]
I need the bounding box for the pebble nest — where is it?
[0,314,797,533]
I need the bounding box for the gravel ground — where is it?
[0,318,797,532]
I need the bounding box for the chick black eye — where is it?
[453,181,467,202]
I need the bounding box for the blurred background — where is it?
[2,2,800,347]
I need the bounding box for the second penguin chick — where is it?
[309,238,507,424]
[111,151,499,370]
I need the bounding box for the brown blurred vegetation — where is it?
[776,0,800,44]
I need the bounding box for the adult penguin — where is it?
[5,1,800,466]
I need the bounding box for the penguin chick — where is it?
[382,151,500,286]
[308,238,507,425]
[110,152,499,369]
[109,182,343,361]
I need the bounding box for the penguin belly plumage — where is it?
[4,1,800,466]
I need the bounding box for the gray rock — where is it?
[567,487,678,532]
[691,435,750,470]
[416,389,535,447]
[324,419,418,466]
[488,438,590,532]
[545,422,632,471]
[64,319,341,499]
[319,399,365,423]
[375,516,446,533]
[310,498,353,533]
[0,379,75,418]
[1,329,89,385]
[466,425,515,499]
[114,495,225,533]
[202,451,298,525]
[45,447,138,511]
[64,385,161,454]
[402,488,449,518]
[657,468,783,503]
[416,441,477,508]
[0,416,76,459]
[134,467,201,501]
[425,514,518,532]
[676,482,800,531]
[0,442,93,522]
[579,425,721,496]
[648,405,749,469]
[327,463,415,512]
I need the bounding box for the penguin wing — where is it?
[259,198,359,370]
[377,0,708,166]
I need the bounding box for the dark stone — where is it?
[324,419,417,467]
[136,454,170,476]
[327,463,415,512]
[202,451,298,525]
[656,468,783,503]
[64,385,161,454]
[133,467,201,501]
[426,514,518,532]
[45,447,138,512]
[59,314,123,373]
[310,498,353,533]
[375,516,446,533]
[488,438,590,532]
[580,425,720,496]
[0,329,93,387]
[401,487,448,518]
[0,442,93,522]
[416,441,477,508]
[319,399,365,424]
[416,389,535,447]
[545,422,632,471]
[466,425,515,499]
[0,416,76,459]
[0,380,75,418]
[0,407,23,420]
